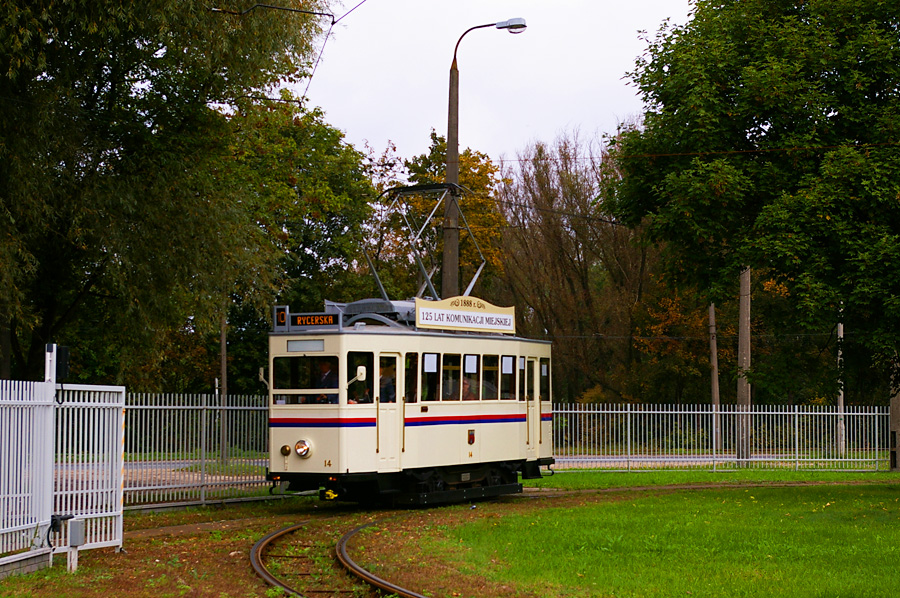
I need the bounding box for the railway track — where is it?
[250,514,429,598]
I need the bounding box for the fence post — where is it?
[794,405,800,471]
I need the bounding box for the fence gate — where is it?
[52,385,126,562]
[1,349,125,579]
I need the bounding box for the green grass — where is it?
[526,469,900,490]
[452,483,900,597]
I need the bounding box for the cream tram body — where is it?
[266,300,553,503]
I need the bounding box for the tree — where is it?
[611,0,900,396]
[499,132,668,403]
[126,94,374,393]
[0,0,328,379]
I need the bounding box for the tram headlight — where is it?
[280,445,291,456]
[294,439,312,458]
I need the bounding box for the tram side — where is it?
[266,327,553,504]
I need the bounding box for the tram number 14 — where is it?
[324,460,332,468]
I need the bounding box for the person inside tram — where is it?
[461,377,477,401]
[348,385,371,404]
[379,363,396,403]
[315,359,339,403]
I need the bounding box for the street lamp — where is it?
[442,18,526,298]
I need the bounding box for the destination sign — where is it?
[415,297,515,334]
[290,314,336,327]
[273,306,340,331]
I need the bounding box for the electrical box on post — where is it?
[56,346,70,380]
[68,518,85,547]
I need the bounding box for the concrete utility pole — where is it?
[220,311,228,465]
[891,382,900,471]
[443,18,526,298]
[837,306,846,457]
[737,267,751,463]
[709,303,721,451]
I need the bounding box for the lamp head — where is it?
[496,18,527,33]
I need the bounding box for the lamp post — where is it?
[442,18,526,298]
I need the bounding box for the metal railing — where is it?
[119,397,893,508]
[124,394,269,507]
[552,403,890,471]
[1,380,55,558]
[2,380,125,577]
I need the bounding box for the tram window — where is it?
[442,354,461,401]
[518,357,526,401]
[540,358,551,402]
[273,355,339,404]
[404,353,418,403]
[482,355,499,400]
[347,352,374,404]
[422,353,439,402]
[500,355,515,400]
[462,354,480,400]
[527,360,535,401]
[378,356,397,403]
[274,356,338,390]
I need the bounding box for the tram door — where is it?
[525,357,538,460]
[376,353,401,471]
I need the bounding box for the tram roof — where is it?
[270,298,550,345]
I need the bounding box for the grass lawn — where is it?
[448,480,900,597]
[526,468,900,490]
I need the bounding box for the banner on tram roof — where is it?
[415,297,516,334]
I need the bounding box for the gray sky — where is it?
[303,0,693,163]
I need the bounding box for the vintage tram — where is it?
[265,296,553,505]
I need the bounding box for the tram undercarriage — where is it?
[272,459,552,506]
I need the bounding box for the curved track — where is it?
[335,520,429,598]
[249,522,311,597]
[250,515,428,598]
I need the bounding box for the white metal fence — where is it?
[119,398,893,508]
[1,380,55,561]
[124,394,269,507]
[1,379,125,578]
[552,403,890,471]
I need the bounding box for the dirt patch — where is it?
[2,492,591,598]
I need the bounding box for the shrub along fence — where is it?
[121,397,891,508]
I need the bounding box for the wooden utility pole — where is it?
[737,267,751,463]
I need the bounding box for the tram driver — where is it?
[315,358,339,404]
